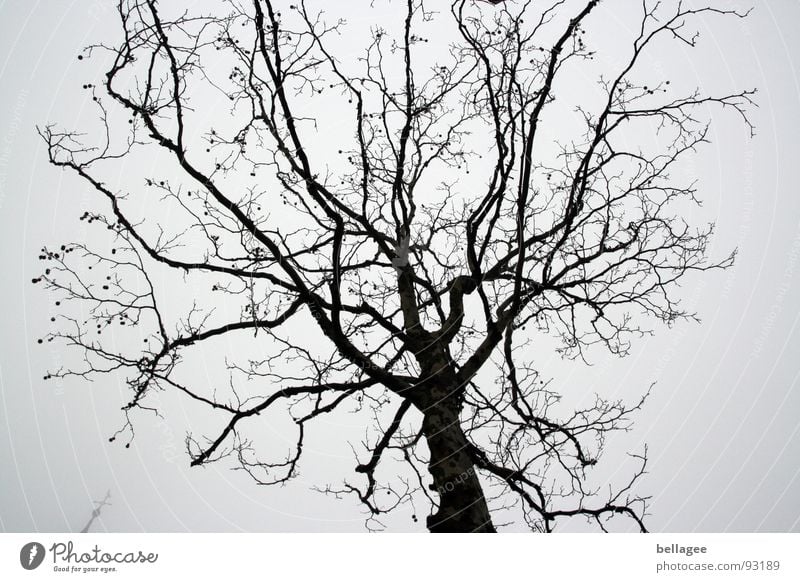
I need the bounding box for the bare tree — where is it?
[35,0,753,533]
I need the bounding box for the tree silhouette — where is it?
[36,0,753,532]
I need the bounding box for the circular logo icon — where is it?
[19,542,46,570]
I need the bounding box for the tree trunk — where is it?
[421,398,495,533]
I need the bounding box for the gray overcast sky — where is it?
[1,0,799,533]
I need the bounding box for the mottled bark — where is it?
[421,395,495,533]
